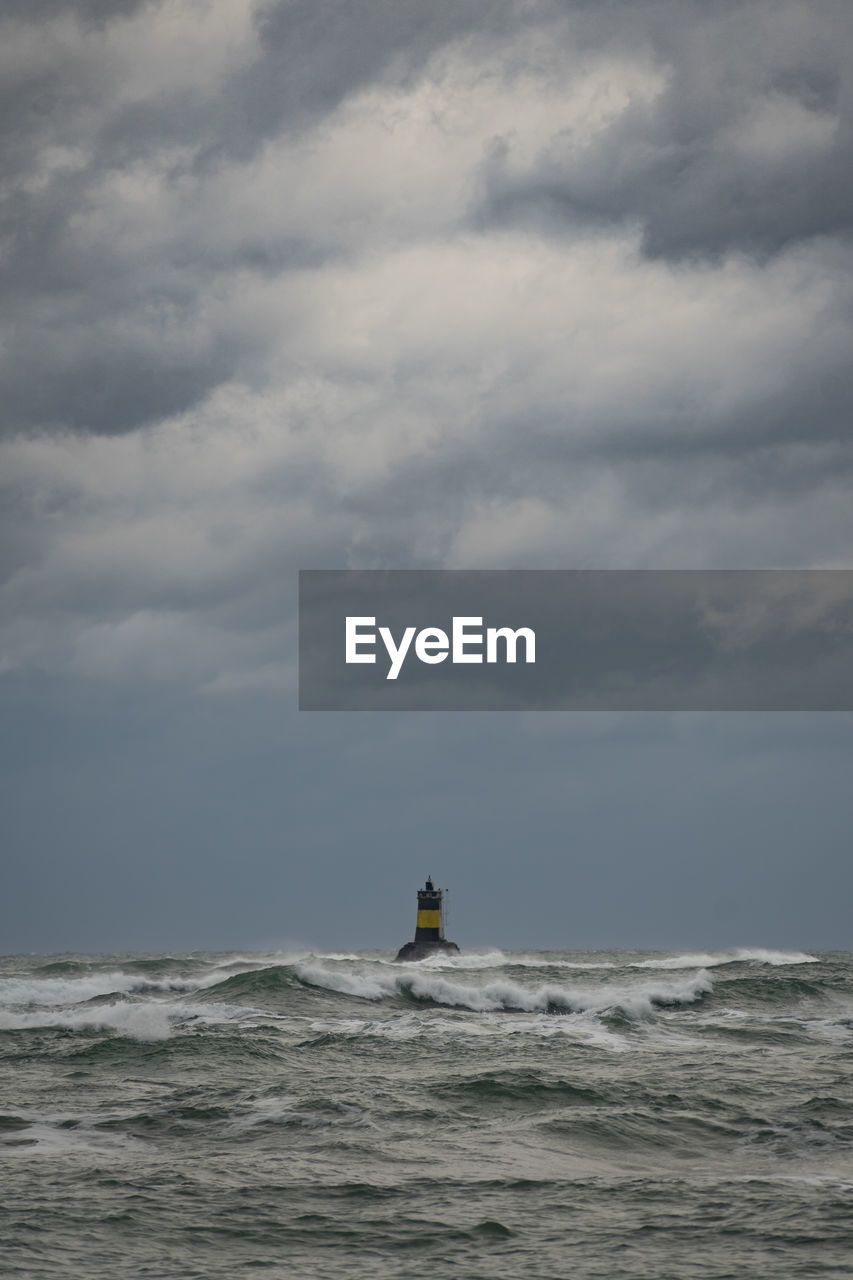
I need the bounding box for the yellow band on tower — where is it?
[417,910,440,928]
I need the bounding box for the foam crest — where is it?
[405,970,713,1016]
[295,962,713,1018]
[0,1118,145,1157]
[491,955,624,970]
[0,997,252,1041]
[0,1000,175,1040]
[0,971,200,1006]
[227,1096,300,1132]
[307,1013,428,1041]
[631,949,818,970]
[306,1010,630,1050]
[295,963,393,1000]
[415,950,508,970]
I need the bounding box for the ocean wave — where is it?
[294,962,713,1018]
[400,950,509,970]
[3,950,814,1015]
[304,1010,631,1051]
[0,1001,175,1040]
[390,948,819,972]
[226,1094,367,1134]
[0,958,310,1009]
[0,971,204,1007]
[0,998,255,1041]
[630,949,819,970]
[394,951,625,971]
[0,1115,146,1157]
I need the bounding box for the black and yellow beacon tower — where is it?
[394,878,460,962]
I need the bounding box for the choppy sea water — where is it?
[2,948,853,1279]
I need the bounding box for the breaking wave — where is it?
[0,950,826,1052]
[393,948,819,972]
[293,962,714,1018]
[0,972,203,1007]
[629,949,819,970]
[0,999,254,1042]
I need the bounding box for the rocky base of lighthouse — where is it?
[394,939,460,963]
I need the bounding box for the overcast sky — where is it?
[2,0,852,953]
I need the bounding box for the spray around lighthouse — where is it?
[394,879,460,962]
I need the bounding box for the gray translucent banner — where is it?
[298,570,853,710]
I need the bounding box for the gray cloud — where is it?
[1,0,852,948]
[0,0,524,437]
[476,0,853,258]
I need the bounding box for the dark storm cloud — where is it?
[0,0,148,18]
[2,0,851,450]
[241,0,520,147]
[476,0,853,260]
[1,0,852,673]
[0,0,520,439]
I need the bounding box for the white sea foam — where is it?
[802,1017,853,1043]
[295,964,394,1001]
[630,949,818,970]
[0,998,254,1041]
[440,949,819,971]
[226,1095,300,1132]
[0,1118,146,1157]
[309,1013,427,1041]
[307,952,366,962]
[0,1000,175,1040]
[396,951,627,971]
[305,1008,632,1050]
[295,961,713,1018]
[412,950,510,970]
[482,1011,632,1050]
[0,971,204,1007]
[226,1094,363,1133]
[388,948,819,972]
[0,960,307,1010]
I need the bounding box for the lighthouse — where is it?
[394,878,460,962]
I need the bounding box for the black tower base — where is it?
[394,938,460,963]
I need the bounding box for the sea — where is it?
[2,947,853,1279]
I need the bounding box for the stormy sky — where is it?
[2,0,852,953]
